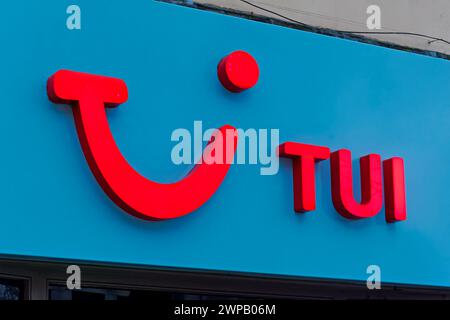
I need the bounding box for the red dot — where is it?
[217,50,259,93]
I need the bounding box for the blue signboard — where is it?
[1,0,450,287]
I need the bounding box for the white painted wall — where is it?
[194,0,450,57]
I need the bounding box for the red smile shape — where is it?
[47,70,238,220]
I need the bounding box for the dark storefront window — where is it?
[49,285,243,301]
[0,278,27,300]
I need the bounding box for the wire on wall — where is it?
[239,0,450,46]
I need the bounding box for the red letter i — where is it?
[383,157,407,222]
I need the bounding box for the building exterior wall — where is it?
[1,0,450,290]
[195,0,450,57]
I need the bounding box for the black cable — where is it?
[239,0,450,45]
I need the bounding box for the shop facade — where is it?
[1,0,450,300]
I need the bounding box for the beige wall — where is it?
[195,0,450,57]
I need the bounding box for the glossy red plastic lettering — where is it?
[217,51,259,93]
[383,157,407,222]
[330,149,383,219]
[47,70,238,221]
[279,142,330,212]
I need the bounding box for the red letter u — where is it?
[330,149,383,219]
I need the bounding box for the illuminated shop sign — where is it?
[279,142,406,222]
[46,52,406,224]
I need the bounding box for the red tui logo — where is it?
[47,70,238,220]
[47,64,406,223]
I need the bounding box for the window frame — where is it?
[1,257,450,300]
